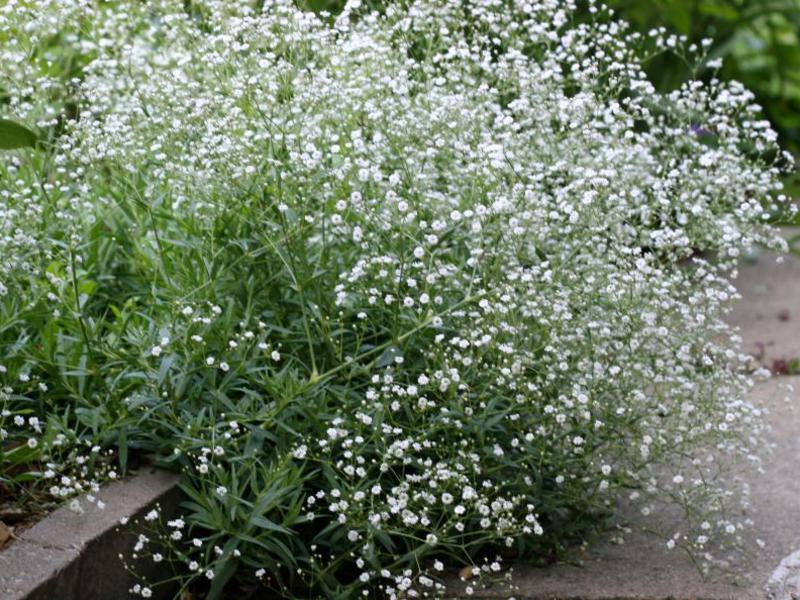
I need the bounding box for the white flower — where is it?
[3,0,784,592]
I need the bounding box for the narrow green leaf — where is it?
[206,557,238,600]
[118,426,128,474]
[157,354,177,386]
[376,345,402,368]
[249,514,291,534]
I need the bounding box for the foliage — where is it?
[0,1,791,599]
[0,119,37,149]
[605,0,800,157]
[605,0,800,214]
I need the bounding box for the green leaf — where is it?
[243,426,266,457]
[118,426,128,474]
[376,345,401,368]
[2,442,40,465]
[698,0,740,21]
[157,354,177,386]
[0,118,37,149]
[206,557,238,600]
[249,514,291,534]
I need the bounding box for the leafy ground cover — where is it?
[0,1,794,598]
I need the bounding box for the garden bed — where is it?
[1,1,796,598]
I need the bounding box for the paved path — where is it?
[730,248,800,371]
[450,251,800,599]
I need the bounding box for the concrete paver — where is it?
[0,468,180,600]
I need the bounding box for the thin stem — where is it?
[69,247,93,353]
[147,205,174,287]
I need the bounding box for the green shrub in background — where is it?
[605,0,800,209]
[606,0,800,156]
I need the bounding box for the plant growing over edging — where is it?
[0,0,793,598]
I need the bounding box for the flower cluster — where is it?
[0,0,791,597]
[1,373,115,513]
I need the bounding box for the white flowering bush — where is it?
[0,0,793,597]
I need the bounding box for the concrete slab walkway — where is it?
[450,252,800,599]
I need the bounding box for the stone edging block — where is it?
[0,468,180,600]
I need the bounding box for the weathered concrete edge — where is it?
[0,468,181,600]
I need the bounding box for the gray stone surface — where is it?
[0,541,80,598]
[447,252,800,599]
[0,468,180,600]
[730,244,800,368]
[766,550,800,599]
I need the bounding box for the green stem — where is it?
[69,247,93,353]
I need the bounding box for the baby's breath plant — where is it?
[0,0,793,598]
